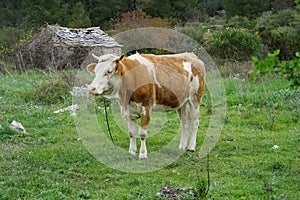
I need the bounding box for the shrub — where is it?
[177,25,206,44]
[256,9,298,29]
[204,27,266,60]
[27,71,75,105]
[259,26,300,60]
[113,9,173,32]
[251,50,300,88]
[226,15,256,29]
[255,8,300,60]
[31,79,71,105]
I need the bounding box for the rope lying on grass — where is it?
[103,98,115,145]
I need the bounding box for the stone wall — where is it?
[17,26,121,70]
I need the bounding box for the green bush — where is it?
[31,80,71,105]
[256,9,298,29]
[259,26,300,60]
[26,71,75,105]
[251,50,300,88]
[205,27,266,60]
[226,15,256,29]
[255,8,300,59]
[178,25,206,44]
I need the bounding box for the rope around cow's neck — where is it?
[103,98,115,145]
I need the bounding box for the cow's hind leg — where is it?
[187,103,200,151]
[139,105,151,160]
[179,102,189,150]
[128,119,137,155]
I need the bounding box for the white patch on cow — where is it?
[183,61,192,80]
[142,106,146,116]
[190,75,199,94]
[139,126,147,136]
[128,53,161,87]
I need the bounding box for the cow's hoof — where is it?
[187,148,195,152]
[179,145,187,150]
[129,150,136,156]
[139,153,148,160]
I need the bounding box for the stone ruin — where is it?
[17,25,122,70]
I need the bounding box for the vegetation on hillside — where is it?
[1,0,299,73]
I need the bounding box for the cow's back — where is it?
[117,53,205,112]
[139,53,205,108]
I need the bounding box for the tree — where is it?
[271,0,295,11]
[200,0,221,16]
[65,2,91,28]
[24,0,63,27]
[0,0,26,27]
[221,0,271,18]
[87,0,130,28]
[142,0,201,22]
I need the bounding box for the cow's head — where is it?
[86,54,123,97]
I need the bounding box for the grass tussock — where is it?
[31,79,71,104]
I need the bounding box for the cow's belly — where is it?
[125,99,188,119]
[152,104,178,112]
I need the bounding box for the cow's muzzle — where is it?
[86,84,101,95]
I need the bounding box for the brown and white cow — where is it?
[87,52,205,159]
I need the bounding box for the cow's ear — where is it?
[116,54,125,63]
[119,54,125,60]
[87,63,97,74]
[115,60,124,76]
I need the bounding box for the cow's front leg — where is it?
[128,119,137,155]
[138,126,148,159]
[139,105,151,160]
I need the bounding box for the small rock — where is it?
[71,87,89,97]
[53,104,78,116]
[157,186,195,200]
[10,120,26,133]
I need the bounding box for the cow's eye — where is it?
[105,70,112,76]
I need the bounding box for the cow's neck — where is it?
[117,57,140,75]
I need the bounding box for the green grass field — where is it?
[0,70,299,199]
